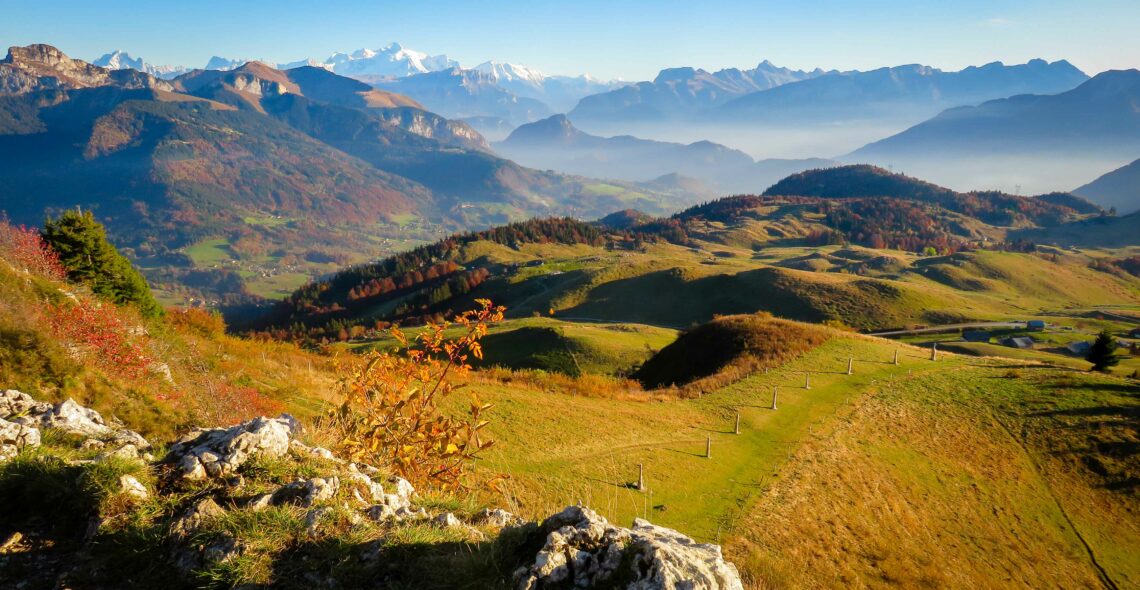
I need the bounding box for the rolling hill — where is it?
[248,167,1132,344]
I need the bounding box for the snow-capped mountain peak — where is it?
[93,50,188,79]
[473,61,547,86]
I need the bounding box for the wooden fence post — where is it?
[706,436,711,458]
[847,357,854,375]
[637,463,645,491]
[771,386,778,410]
[805,373,811,390]
[893,349,899,365]
[930,342,938,361]
[734,411,741,435]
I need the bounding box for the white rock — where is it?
[97,444,140,463]
[164,414,299,480]
[475,508,519,528]
[515,505,743,590]
[290,440,340,462]
[41,398,114,438]
[0,417,40,462]
[247,493,274,511]
[171,498,225,539]
[0,389,51,420]
[119,474,149,501]
[271,476,340,508]
[305,506,335,535]
[432,512,463,529]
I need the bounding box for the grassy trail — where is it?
[478,337,945,541]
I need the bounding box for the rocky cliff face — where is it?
[0,389,743,589]
[0,44,173,95]
[373,106,491,151]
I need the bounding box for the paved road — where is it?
[868,321,1027,337]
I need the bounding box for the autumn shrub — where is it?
[188,380,286,426]
[328,299,505,491]
[0,220,67,281]
[168,306,227,338]
[471,367,651,401]
[41,298,152,379]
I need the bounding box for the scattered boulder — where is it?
[0,417,41,461]
[475,508,520,528]
[344,463,385,505]
[96,443,141,463]
[0,391,149,449]
[171,498,226,540]
[304,506,336,536]
[0,389,51,420]
[118,474,149,501]
[164,415,299,480]
[515,505,743,590]
[290,440,341,462]
[270,476,340,508]
[432,512,463,529]
[40,398,115,438]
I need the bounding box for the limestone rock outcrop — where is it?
[515,505,744,590]
[163,415,299,480]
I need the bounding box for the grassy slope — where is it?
[451,321,1138,587]
[351,316,677,376]
[422,229,1140,333]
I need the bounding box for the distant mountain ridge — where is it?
[1073,158,1140,214]
[847,69,1140,194]
[495,115,838,193]
[570,61,831,122]
[714,59,1088,123]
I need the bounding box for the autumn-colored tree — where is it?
[331,299,505,491]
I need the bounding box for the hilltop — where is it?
[247,166,1134,345]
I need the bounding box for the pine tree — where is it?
[1085,330,1120,372]
[41,210,163,318]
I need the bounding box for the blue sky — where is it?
[2,0,1136,79]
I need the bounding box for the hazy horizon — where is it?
[3,0,1138,80]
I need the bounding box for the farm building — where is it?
[1066,341,1092,355]
[1000,336,1035,349]
[962,330,991,342]
[1027,320,1046,331]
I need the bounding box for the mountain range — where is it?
[91,43,623,134]
[0,44,695,306]
[848,69,1140,196]
[569,61,832,123]
[495,115,837,193]
[565,59,1091,158]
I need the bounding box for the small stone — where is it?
[475,508,519,528]
[271,476,340,508]
[304,507,335,535]
[171,498,225,539]
[96,444,140,463]
[432,512,463,529]
[246,493,274,511]
[119,474,148,501]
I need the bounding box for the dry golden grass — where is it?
[724,364,1118,589]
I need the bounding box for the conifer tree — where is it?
[41,210,163,318]
[1085,330,1120,372]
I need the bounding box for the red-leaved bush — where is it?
[0,220,67,281]
[43,299,152,379]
